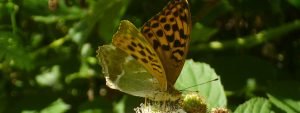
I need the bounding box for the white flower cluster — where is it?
[134,101,186,113]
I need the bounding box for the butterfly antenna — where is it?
[179,77,219,91]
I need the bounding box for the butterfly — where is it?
[97,0,191,101]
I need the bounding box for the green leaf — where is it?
[35,65,61,88]
[191,22,218,43]
[21,111,38,113]
[234,97,271,113]
[68,0,130,45]
[79,109,103,113]
[287,0,300,9]
[191,20,300,51]
[267,81,300,113]
[267,94,299,113]
[0,31,33,70]
[175,60,227,109]
[98,0,130,43]
[40,99,70,113]
[113,96,127,113]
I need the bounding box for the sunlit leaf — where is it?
[36,65,61,89]
[113,96,127,113]
[234,98,271,113]
[0,31,33,70]
[191,22,218,43]
[40,99,70,113]
[267,81,300,113]
[175,60,227,109]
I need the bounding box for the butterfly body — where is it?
[98,0,191,101]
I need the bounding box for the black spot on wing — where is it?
[153,68,162,74]
[164,24,171,31]
[180,15,187,22]
[170,48,185,63]
[173,10,179,17]
[166,35,174,42]
[138,43,145,49]
[172,24,179,31]
[172,49,184,56]
[160,17,166,23]
[151,63,162,69]
[148,56,153,60]
[152,22,159,28]
[166,11,171,15]
[170,17,175,22]
[131,54,138,60]
[139,50,146,56]
[141,58,148,63]
[153,40,160,50]
[162,45,170,50]
[127,45,135,51]
[145,48,153,55]
[179,7,184,13]
[147,33,154,38]
[156,30,164,37]
[179,29,187,39]
[131,42,137,47]
[173,40,180,47]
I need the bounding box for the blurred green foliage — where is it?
[0,0,300,112]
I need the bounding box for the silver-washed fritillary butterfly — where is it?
[97,0,191,101]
